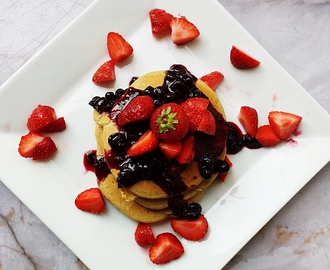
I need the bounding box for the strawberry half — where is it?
[149,8,174,35]
[176,135,194,164]
[92,60,116,83]
[127,129,158,156]
[18,131,57,160]
[181,97,209,132]
[150,103,189,143]
[268,111,302,140]
[171,214,208,241]
[27,105,57,132]
[39,117,66,133]
[197,110,216,135]
[27,105,66,133]
[107,32,133,63]
[237,106,258,138]
[117,95,154,126]
[74,188,106,214]
[170,16,200,45]
[159,141,182,160]
[134,222,156,247]
[200,71,224,91]
[149,232,184,265]
[230,45,260,69]
[255,125,281,147]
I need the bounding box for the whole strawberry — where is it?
[150,103,189,143]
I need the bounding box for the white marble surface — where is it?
[0,0,329,269]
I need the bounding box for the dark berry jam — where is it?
[83,150,96,173]
[88,64,236,218]
[226,122,262,154]
[84,150,111,181]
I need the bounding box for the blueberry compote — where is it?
[83,150,111,181]
[89,64,230,220]
[226,122,262,154]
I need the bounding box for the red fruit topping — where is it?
[176,135,194,164]
[27,105,57,132]
[199,71,224,91]
[150,103,189,143]
[134,222,156,247]
[149,232,184,265]
[18,131,57,160]
[107,32,133,63]
[170,16,200,45]
[268,111,302,140]
[219,156,232,182]
[237,106,258,138]
[181,97,209,132]
[255,125,281,147]
[230,45,260,69]
[74,188,106,214]
[32,136,58,160]
[149,8,174,35]
[92,60,116,83]
[39,117,66,133]
[127,129,158,156]
[117,95,154,126]
[197,110,216,135]
[171,214,208,241]
[159,141,182,160]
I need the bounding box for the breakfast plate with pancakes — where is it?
[0,0,329,269]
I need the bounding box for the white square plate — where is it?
[0,0,329,269]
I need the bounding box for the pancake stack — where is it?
[91,65,228,223]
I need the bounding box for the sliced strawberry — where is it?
[18,132,57,160]
[197,110,216,135]
[170,16,200,45]
[134,222,156,247]
[171,214,208,241]
[149,232,184,265]
[75,188,106,214]
[127,129,158,156]
[268,111,303,140]
[255,125,281,147]
[237,106,258,138]
[159,141,182,160]
[107,32,133,63]
[199,71,224,91]
[18,132,46,158]
[149,8,174,35]
[218,156,232,182]
[176,135,194,164]
[230,45,260,69]
[27,105,57,132]
[39,117,66,133]
[92,60,116,83]
[181,97,209,133]
[117,95,154,126]
[32,136,58,160]
[150,103,189,143]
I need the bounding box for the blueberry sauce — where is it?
[83,150,111,181]
[88,64,251,219]
[226,122,262,154]
[83,150,96,173]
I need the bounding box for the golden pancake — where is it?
[134,173,217,210]
[123,70,225,199]
[93,65,228,223]
[99,174,169,223]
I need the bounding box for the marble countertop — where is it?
[0,0,329,269]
